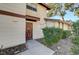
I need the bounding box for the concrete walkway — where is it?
[18,40,54,55]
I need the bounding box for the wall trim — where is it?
[39,3,50,10]
[26,15,40,21]
[0,10,25,18]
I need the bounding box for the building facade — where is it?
[26,3,50,40]
[0,3,72,54]
[0,3,50,54]
[0,3,26,54]
[45,18,72,31]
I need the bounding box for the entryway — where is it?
[26,22,33,41]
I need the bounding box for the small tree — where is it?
[47,3,66,20]
[46,3,67,30]
[64,3,79,17]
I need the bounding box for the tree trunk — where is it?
[61,16,64,30]
[61,16,64,21]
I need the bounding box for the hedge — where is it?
[42,27,63,46]
[42,27,71,46]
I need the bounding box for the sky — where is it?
[51,6,79,22]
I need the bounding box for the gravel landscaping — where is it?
[37,38,73,55]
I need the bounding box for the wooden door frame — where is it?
[26,22,33,40]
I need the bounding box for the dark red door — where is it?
[26,22,33,40]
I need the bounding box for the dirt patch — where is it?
[36,38,73,55]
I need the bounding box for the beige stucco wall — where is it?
[46,21,54,27]
[66,24,72,30]
[0,3,26,48]
[26,4,48,39]
[63,23,68,30]
[54,22,59,28]
[0,3,26,15]
[47,21,59,28]
[26,4,47,18]
[69,25,72,30]
[46,20,72,31]
[60,22,63,29]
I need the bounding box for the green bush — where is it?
[71,36,79,54]
[42,27,71,46]
[62,30,71,39]
[71,45,79,54]
[72,36,79,45]
[42,27,63,46]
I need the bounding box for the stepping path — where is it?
[18,40,54,55]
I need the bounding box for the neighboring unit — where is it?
[45,18,72,31]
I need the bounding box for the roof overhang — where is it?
[39,3,50,10]
[26,15,40,22]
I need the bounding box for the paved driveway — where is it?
[18,40,54,55]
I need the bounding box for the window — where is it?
[26,3,37,12]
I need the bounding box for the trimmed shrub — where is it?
[42,27,71,46]
[42,27,63,46]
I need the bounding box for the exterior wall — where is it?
[46,21,54,27]
[60,22,63,29]
[46,20,72,31]
[26,4,38,17]
[68,25,72,31]
[0,3,26,49]
[26,4,47,18]
[33,4,48,39]
[63,23,68,30]
[54,22,59,28]
[26,4,48,39]
[0,3,26,15]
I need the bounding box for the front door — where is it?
[26,22,33,40]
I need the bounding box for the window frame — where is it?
[26,3,37,12]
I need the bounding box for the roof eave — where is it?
[39,3,50,10]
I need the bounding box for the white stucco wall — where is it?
[0,3,26,48]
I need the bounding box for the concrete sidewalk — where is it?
[18,40,54,55]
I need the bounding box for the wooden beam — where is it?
[0,10,25,18]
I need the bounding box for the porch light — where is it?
[46,10,49,13]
